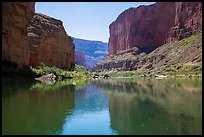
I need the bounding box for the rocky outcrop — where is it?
[109,2,202,56]
[2,2,35,68]
[27,13,75,69]
[2,2,75,70]
[109,2,176,55]
[165,2,202,43]
[35,73,56,85]
[75,50,86,67]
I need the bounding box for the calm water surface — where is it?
[2,78,202,135]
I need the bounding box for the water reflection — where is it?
[2,79,78,135]
[92,78,202,135]
[2,78,202,135]
[61,84,117,135]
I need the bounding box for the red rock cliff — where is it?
[165,2,202,43]
[2,2,75,70]
[27,13,75,69]
[2,2,35,68]
[108,2,202,56]
[109,2,176,55]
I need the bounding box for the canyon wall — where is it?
[109,2,176,55]
[2,2,75,70]
[27,13,75,69]
[165,2,202,43]
[108,2,202,56]
[75,51,86,67]
[94,2,202,72]
[2,2,35,68]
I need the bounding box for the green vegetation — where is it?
[94,32,202,78]
[95,70,143,78]
[95,63,202,78]
[153,63,202,77]
[31,78,90,92]
[31,64,92,79]
[173,32,202,49]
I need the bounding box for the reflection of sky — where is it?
[61,84,118,135]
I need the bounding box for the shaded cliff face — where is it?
[165,2,202,43]
[27,13,75,69]
[2,2,35,68]
[75,50,86,67]
[109,2,176,55]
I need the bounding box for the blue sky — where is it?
[36,2,155,42]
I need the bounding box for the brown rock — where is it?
[2,2,35,68]
[27,13,75,69]
[93,32,202,72]
[75,50,86,67]
[2,2,75,70]
[109,2,202,56]
[165,2,202,43]
[109,2,176,55]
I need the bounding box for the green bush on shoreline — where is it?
[31,64,92,79]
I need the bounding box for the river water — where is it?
[2,78,202,135]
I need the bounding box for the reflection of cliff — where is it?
[2,80,75,135]
[2,79,36,98]
[92,78,202,135]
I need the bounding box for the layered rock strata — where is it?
[2,2,75,70]
[108,2,202,56]
[27,13,75,69]
[93,32,202,72]
[94,2,202,72]
[109,2,176,55]
[165,2,202,43]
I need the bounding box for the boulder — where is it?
[35,73,56,85]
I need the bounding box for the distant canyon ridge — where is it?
[73,37,108,70]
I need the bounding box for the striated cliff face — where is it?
[2,2,35,68]
[2,2,75,70]
[165,2,202,43]
[109,2,176,55]
[94,2,202,72]
[75,50,86,67]
[27,13,75,69]
[108,2,202,56]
